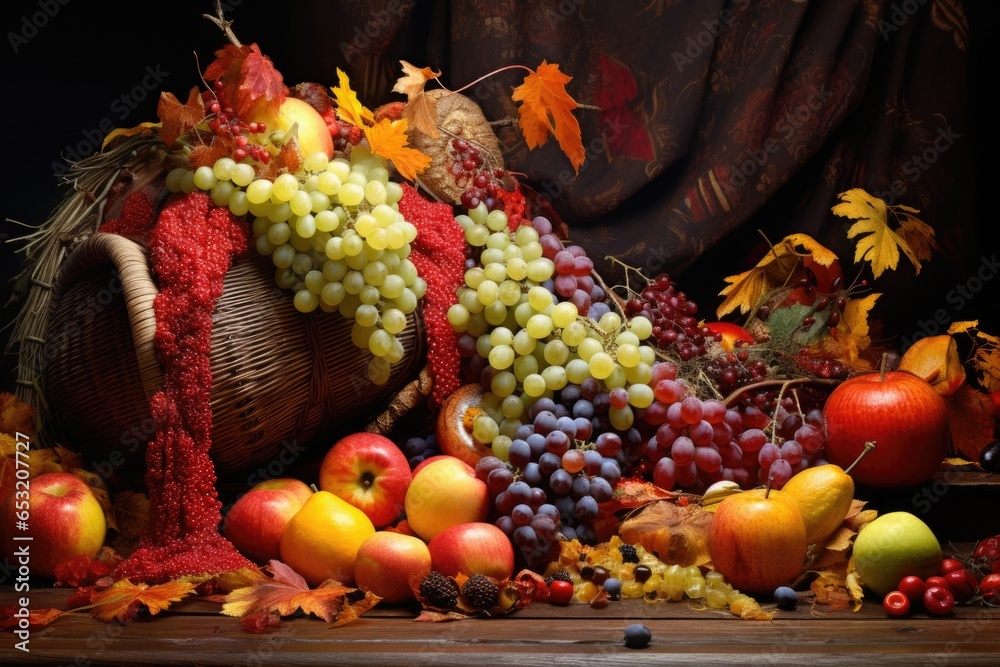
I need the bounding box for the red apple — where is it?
[1,472,106,578]
[223,478,312,563]
[320,433,412,528]
[248,96,334,159]
[427,522,515,580]
[703,322,755,351]
[709,488,807,595]
[435,384,492,466]
[824,370,949,486]
[353,531,432,603]
[405,456,489,541]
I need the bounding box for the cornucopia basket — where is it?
[12,135,424,474]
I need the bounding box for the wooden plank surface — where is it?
[4,587,1000,666]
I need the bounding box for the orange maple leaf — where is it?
[90,579,197,624]
[363,118,431,182]
[189,135,236,171]
[392,60,442,138]
[512,61,585,172]
[0,606,66,630]
[221,560,379,624]
[946,384,995,460]
[156,87,205,149]
[813,293,881,370]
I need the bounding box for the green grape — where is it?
[303,150,330,173]
[543,340,570,366]
[351,322,374,348]
[589,352,615,379]
[604,364,627,389]
[528,286,554,311]
[230,163,255,187]
[465,224,490,247]
[577,337,603,361]
[355,304,379,327]
[380,274,405,299]
[228,191,250,217]
[514,225,539,246]
[525,258,555,282]
[472,413,500,444]
[477,280,499,305]
[498,280,521,307]
[317,172,342,196]
[486,232,510,250]
[368,356,391,385]
[458,287,485,314]
[272,244,295,269]
[560,321,587,347]
[290,190,313,217]
[347,170,368,187]
[482,260,507,282]
[382,308,407,335]
[599,312,623,333]
[252,216,271,237]
[343,233,364,257]
[490,371,517,398]
[465,267,485,289]
[256,235,275,256]
[551,302,578,329]
[386,225,407,250]
[193,165,218,190]
[541,365,567,391]
[628,315,653,340]
[321,281,346,306]
[363,243,384,261]
[393,288,418,313]
[526,314,553,339]
[489,327,514,347]
[362,261,388,286]
[454,214,475,230]
[339,182,365,207]
[369,328,393,356]
[624,361,653,385]
[355,214,378,237]
[210,181,235,207]
[628,383,655,408]
[274,268,297,290]
[327,158,351,180]
[609,405,634,430]
[295,214,316,238]
[345,250,368,271]
[506,258,528,281]
[520,241,543,262]
[491,434,512,462]
[324,237,345,261]
[385,181,403,204]
[503,244,523,262]
[447,303,470,329]
[267,202,292,223]
[343,271,366,294]
[397,259,418,284]
[514,302,534,328]
[565,358,590,384]
[385,337,406,363]
[166,167,188,192]
[180,170,196,194]
[293,289,319,313]
[359,284,381,305]
[522,373,547,397]
[303,174,320,193]
[468,202,489,225]
[339,294,361,319]
[501,395,524,419]
[292,252,314,276]
[304,270,326,294]
[485,209,508,232]
[615,331,640,348]
[512,354,539,381]
[488,345,515,370]
[365,180,387,205]
[272,173,299,201]
[512,329,536,356]
[616,343,641,367]
[368,166,389,184]
[480,391,503,421]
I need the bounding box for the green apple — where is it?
[852,512,942,596]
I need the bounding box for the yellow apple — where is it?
[248,97,333,159]
[279,491,374,586]
[404,457,489,541]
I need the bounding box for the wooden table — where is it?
[4,585,1000,666]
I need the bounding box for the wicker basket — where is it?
[41,231,424,474]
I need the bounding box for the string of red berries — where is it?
[99,192,157,238]
[114,191,253,583]
[200,81,271,164]
[497,183,527,231]
[398,183,467,407]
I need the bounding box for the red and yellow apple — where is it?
[708,488,807,594]
[404,456,489,541]
[353,531,432,603]
[223,478,312,563]
[1,472,106,578]
[412,454,450,477]
[703,322,755,351]
[279,490,375,586]
[319,433,412,529]
[823,370,949,487]
[248,97,333,159]
[427,522,515,580]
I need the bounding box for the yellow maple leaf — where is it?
[392,60,442,138]
[511,61,585,172]
[948,320,979,335]
[363,118,431,182]
[101,122,160,150]
[814,293,881,370]
[331,68,374,129]
[973,340,1000,392]
[716,233,839,318]
[832,188,936,278]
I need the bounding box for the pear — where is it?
[853,512,942,596]
[782,442,874,545]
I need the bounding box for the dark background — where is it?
[1,0,998,393]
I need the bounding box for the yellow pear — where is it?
[279,490,375,586]
[781,464,855,545]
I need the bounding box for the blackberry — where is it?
[461,574,500,609]
[419,571,460,609]
[619,543,639,563]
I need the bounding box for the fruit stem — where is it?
[844,441,876,475]
[722,377,841,407]
[764,473,774,499]
[880,352,889,382]
[202,0,242,47]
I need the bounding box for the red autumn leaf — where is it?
[237,46,287,117]
[0,606,66,630]
[241,609,282,633]
[89,579,198,624]
[189,135,237,171]
[946,384,995,460]
[511,61,586,172]
[598,477,675,516]
[221,560,378,625]
[157,87,205,149]
[204,43,249,84]
[257,136,303,181]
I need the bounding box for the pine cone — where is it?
[419,571,460,609]
[461,573,500,609]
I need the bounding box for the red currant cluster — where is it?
[200,81,271,164]
[450,138,507,211]
[625,274,715,361]
[792,349,852,379]
[704,349,769,394]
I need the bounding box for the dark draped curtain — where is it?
[246,0,989,337]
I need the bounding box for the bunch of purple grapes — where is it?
[624,273,715,361]
[548,243,609,321]
[475,398,626,566]
[404,433,440,469]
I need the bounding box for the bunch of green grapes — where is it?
[166,146,424,384]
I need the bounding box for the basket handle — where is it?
[50,232,163,399]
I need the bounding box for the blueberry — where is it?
[604,577,622,601]
[624,623,651,649]
[774,586,798,610]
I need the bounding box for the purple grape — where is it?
[670,436,695,465]
[600,459,622,485]
[513,525,537,550]
[511,503,534,526]
[495,515,515,537]
[522,461,543,486]
[538,452,562,474]
[475,456,506,482]
[526,432,547,458]
[590,477,613,503]
[571,475,591,500]
[507,480,532,504]
[595,432,622,457]
[508,439,531,468]
[574,495,599,520]
[546,430,571,455]
[549,469,573,495]
[487,467,514,495]
[533,410,557,435]
[758,442,781,469]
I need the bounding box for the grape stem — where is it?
[203,0,242,48]
[722,377,841,408]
